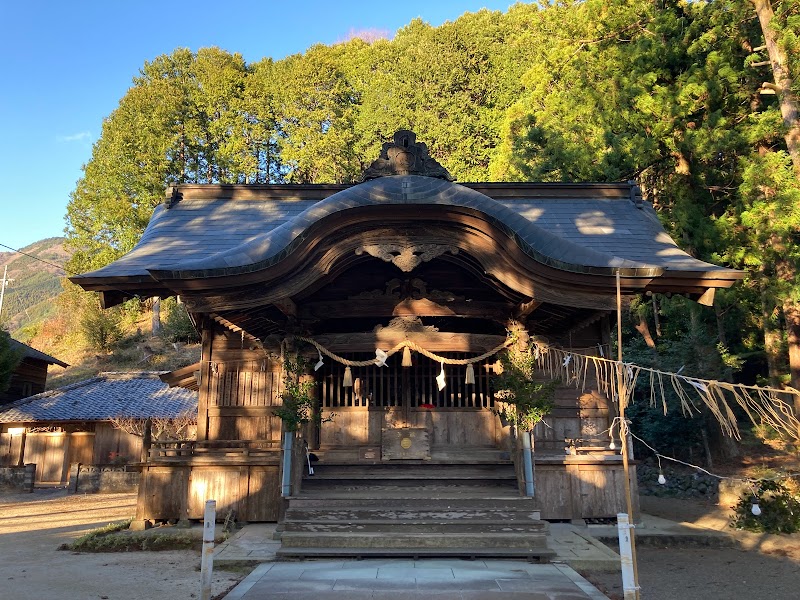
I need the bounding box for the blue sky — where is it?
[0,0,514,254]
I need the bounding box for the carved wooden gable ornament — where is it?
[355,243,459,272]
[361,130,453,181]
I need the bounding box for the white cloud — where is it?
[57,131,92,143]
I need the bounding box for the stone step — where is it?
[307,463,515,477]
[285,496,537,510]
[283,508,543,522]
[281,521,548,534]
[279,531,549,550]
[274,546,555,561]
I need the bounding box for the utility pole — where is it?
[0,265,8,324]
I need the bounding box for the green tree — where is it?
[268,43,362,183]
[750,0,800,176]
[0,329,23,393]
[744,1,800,397]
[65,48,255,273]
[496,0,800,404]
[162,298,200,344]
[80,298,123,353]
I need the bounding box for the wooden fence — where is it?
[0,424,142,483]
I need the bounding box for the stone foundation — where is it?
[68,463,141,493]
[638,464,719,501]
[0,464,36,492]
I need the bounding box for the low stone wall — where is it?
[0,464,36,492]
[68,463,141,494]
[638,464,719,501]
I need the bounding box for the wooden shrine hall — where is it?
[72,130,742,558]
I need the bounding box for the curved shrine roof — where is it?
[74,176,740,287]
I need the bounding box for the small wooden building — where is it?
[0,372,196,484]
[71,131,742,541]
[0,339,68,405]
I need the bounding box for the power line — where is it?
[0,242,74,275]
[0,242,143,303]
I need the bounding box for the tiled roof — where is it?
[0,372,197,423]
[495,198,710,270]
[74,176,740,282]
[81,198,317,278]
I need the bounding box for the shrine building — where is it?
[72,131,742,558]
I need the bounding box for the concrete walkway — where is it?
[214,524,615,599]
[212,499,754,599]
[8,487,774,599]
[223,559,608,599]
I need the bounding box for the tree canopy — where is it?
[64,0,800,415]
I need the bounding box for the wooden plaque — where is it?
[381,427,430,460]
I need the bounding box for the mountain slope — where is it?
[0,237,71,339]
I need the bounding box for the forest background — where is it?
[2,0,799,464]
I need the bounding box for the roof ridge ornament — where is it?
[361,130,453,181]
[627,180,643,209]
[164,186,182,209]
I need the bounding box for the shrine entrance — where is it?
[314,349,503,461]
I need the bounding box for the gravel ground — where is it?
[582,495,800,600]
[4,489,800,599]
[0,488,243,600]
[584,545,800,600]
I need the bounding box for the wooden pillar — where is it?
[141,418,152,463]
[616,271,640,599]
[197,320,212,442]
[60,431,71,484]
[16,429,26,467]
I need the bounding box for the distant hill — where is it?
[0,237,71,340]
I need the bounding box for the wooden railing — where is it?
[147,439,281,460]
[563,437,618,455]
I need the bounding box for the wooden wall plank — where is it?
[320,407,371,446]
[533,465,575,520]
[136,467,189,520]
[247,466,281,521]
[27,433,65,483]
[198,324,213,440]
[188,468,243,519]
[67,432,95,465]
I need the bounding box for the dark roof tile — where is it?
[75,177,739,282]
[0,372,197,423]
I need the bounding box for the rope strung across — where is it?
[527,340,800,443]
[294,335,514,367]
[201,331,800,443]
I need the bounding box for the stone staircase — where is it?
[276,461,554,561]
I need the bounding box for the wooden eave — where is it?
[298,297,513,323]
[159,363,201,391]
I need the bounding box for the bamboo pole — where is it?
[617,270,640,600]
